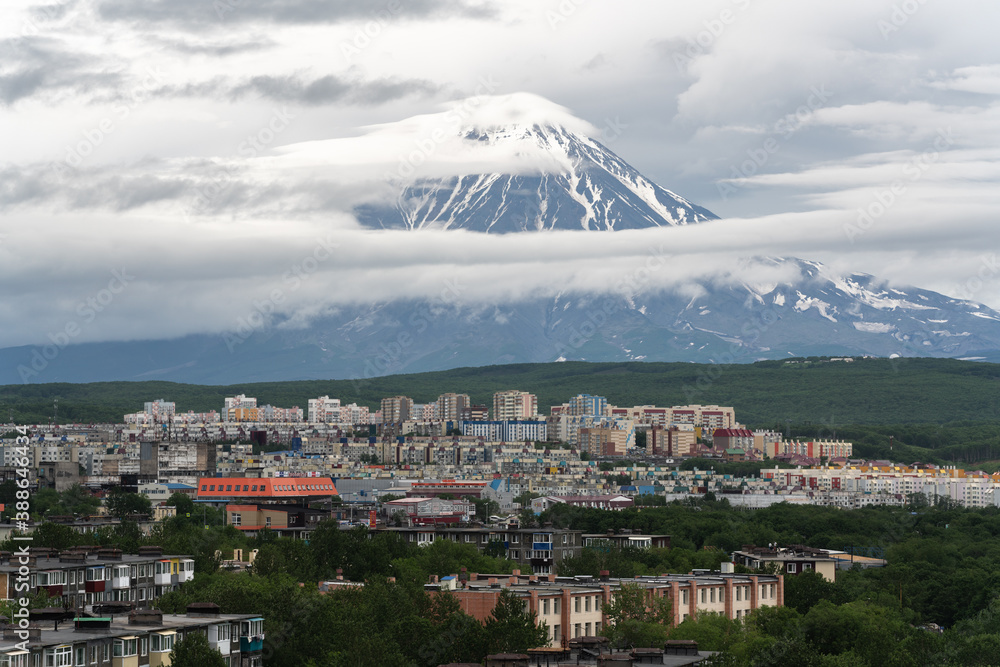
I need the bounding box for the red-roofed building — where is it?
[197,477,338,500]
[406,480,487,499]
[383,497,473,525]
[712,428,754,450]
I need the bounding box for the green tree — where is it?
[30,522,81,550]
[483,589,548,654]
[513,491,541,507]
[59,484,101,515]
[603,582,672,648]
[167,492,195,517]
[168,632,227,667]
[784,571,837,614]
[472,497,500,522]
[105,488,152,520]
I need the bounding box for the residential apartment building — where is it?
[0,606,264,667]
[308,396,341,423]
[667,405,736,430]
[649,426,697,458]
[378,526,583,575]
[764,439,853,460]
[732,545,839,582]
[380,396,414,425]
[460,420,548,443]
[0,547,194,608]
[578,425,634,457]
[493,391,539,421]
[436,570,783,648]
[609,406,669,428]
[436,393,471,422]
[565,394,609,418]
[224,395,258,422]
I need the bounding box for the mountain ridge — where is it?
[354,116,717,232]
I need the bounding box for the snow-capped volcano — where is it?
[352,93,717,232]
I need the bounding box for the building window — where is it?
[542,599,549,615]
[787,563,797,574]
[736,586,742,601]
[584,622,591,635]
[700,589,706,604]
[43,646,72,667]
[682,590,689,605]
[113,639,137,658]
[151,634,174,653]
[574,597,580,613]
[140,637,147,656]
[75,647,86,667]
[553,599,560,614]
[231,513,241,526]
[585,597,590,612]
[710,588,715,603]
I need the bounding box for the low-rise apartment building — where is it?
[377,526,583,575]
[435,570,783,648]
[0,605,264,667]
[0,547,194,608]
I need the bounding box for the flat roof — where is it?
[197,477,338,499]
[0,613,260,652]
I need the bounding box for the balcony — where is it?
[112,570,131,589]
[85,580,106,593]
[240,635,264,652]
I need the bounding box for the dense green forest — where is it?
[3,357,999,464]
[11,488,1000,666]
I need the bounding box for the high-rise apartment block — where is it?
[381,396,414,424]
[492,390,538,420]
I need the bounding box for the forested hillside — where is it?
[3,357,999,464]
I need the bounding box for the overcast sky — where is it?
[2,0,999,349]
